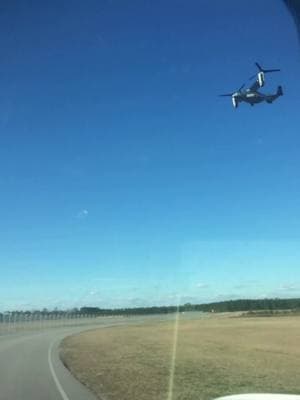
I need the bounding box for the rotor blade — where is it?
[255,62,280,73]
[219,83,243,96]
[255,62,263,71]
[250,63,280,80]
[263,68,280,73]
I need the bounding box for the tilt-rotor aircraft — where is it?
[220,63,283,109]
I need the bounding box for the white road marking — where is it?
[48,340,70,400]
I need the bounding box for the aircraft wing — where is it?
[249,79,260,92]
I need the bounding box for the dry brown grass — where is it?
[60,315,300,400]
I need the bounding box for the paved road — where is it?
[0,315,171,400]
[0,312,214,400]
[0,321,122,400]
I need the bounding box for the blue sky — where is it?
[1,1,300,310]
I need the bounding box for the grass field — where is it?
[60,314,300,400]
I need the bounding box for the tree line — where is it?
[67,298,300,316]
[1,298,300,321]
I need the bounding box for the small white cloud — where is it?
[257,293,268,299]
[214,293,241,301]
[278,284,299,292]
[77,209,89,219]
[196,283,209,289]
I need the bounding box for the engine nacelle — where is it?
[258,71,265,87]
[232,96,238,108]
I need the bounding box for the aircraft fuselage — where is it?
[233,87,283,107]
[243,91,265,104]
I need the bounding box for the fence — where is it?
[0,313,100,335]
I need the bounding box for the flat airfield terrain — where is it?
[60,314,300,400]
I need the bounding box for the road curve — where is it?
[0,321,121,400]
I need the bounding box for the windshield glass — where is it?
[0,1,300,400]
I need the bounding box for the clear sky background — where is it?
[1,0,300,310]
